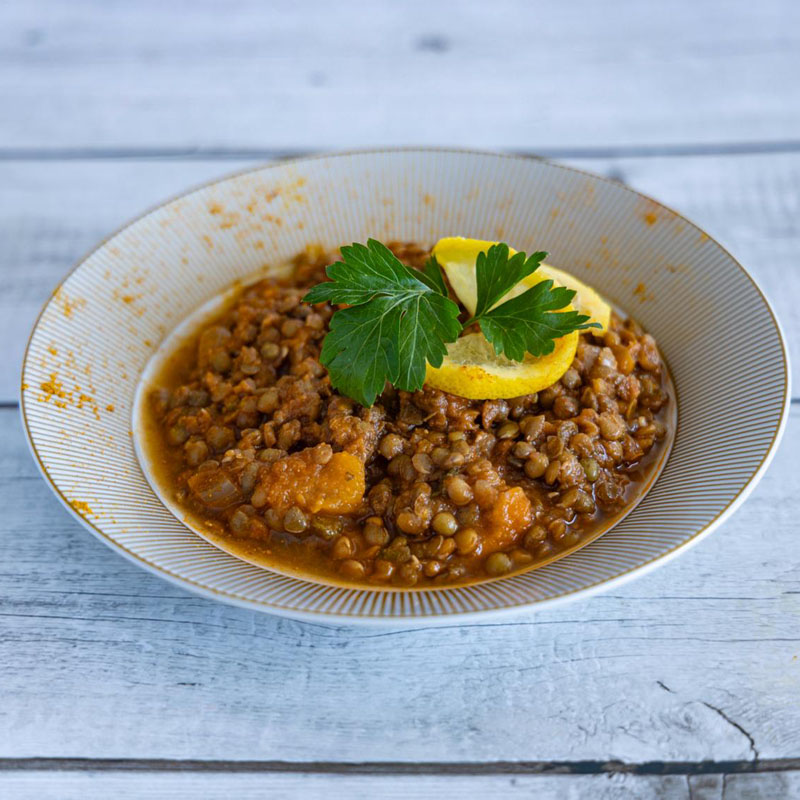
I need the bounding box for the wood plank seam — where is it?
[2,759,800,775]
[2,141,800,161]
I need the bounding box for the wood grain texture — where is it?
[4,770,800,800]
[2,406,798,762]
[1,0,799,151]
[2,152,798,402]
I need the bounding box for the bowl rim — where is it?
[19,146,792,625]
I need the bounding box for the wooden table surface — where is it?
[2,2,799,798]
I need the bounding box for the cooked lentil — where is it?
[146,243,672,588]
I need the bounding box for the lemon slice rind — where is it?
[425,331,579,400]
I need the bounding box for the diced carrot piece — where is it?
[479,487,533,554]
[261,449,365,514]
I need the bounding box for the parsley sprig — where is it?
[465,243,598,361]
[302,239,597,406]
[302,241,461,406]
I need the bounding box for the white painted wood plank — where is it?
[1,406,798,761]
[3,771,797,800]
[1,0,799,150]
[1,152,798,402]
[0,771,715,800]
[4,770,798,800]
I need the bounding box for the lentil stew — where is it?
[141,244,673,589]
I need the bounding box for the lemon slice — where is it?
[423,236,608,400]
[432,236,611,331]
[425,331,579,400]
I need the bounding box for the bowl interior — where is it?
[21,150,789,622]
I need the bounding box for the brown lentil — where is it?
[520,414,546,440]
[283,506,309,534]
[497,421,520,439]
[423,559,443,577]
[438,537,457,558]
[512,441,534,459]
[332,535,355,560]
[445,476,474,506]
[412,453,433,474]
[454,527,479,554]
[524,452,549,479]
[396,510,426,535]
[598,412,626,441]
[364,521,390,546]
[544,459,561,485]
[339,559,366,580]
[432,511,459,536]
[379,433,405,459]
[523,525,548,550]
[485,552,513,576]
[553,395,579,419]
[580,457,600,482]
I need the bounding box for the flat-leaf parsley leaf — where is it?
[478,279,595,361]
[417,255,449,296]
[465,243,598,360]
[469,243,548,319]
[302,240,461,406]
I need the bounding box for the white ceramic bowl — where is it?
[21,149,790,625]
